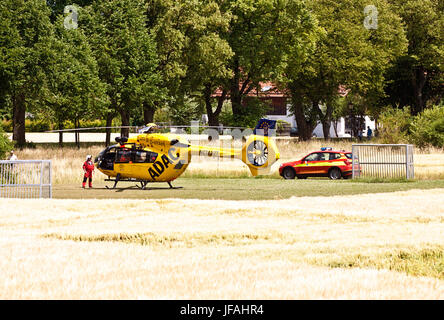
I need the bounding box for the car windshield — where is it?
[304,152,330,161]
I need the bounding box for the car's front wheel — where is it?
[328,167,342,180]
[282,167,296,180]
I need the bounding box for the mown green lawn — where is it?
[53,178,444,200]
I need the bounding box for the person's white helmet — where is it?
[86,155,92,160]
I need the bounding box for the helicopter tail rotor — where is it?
[241,135,280,176]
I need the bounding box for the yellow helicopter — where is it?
[94,123,280,189]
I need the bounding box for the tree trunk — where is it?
[320,103,332,140]
[143,102,155,124]
[291,90,316,141]
[411,66,427,115]
[120,109,130,138]
[204,84,226,127]
[105,112,114,147]
[321,119,331,140]
[230,89,243,116]
[332,119,339,138]
[58,120,64,148]
[230,58,244,116]
[12,94,26,147]
[314,101,333,140]
[74,118,80,149]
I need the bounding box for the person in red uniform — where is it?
[82,155,95,188]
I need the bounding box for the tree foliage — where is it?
[377,107,412,144]
[219,0,317,123]
[284,0,408,140]
[82,0,162,138]
[0,0,54,146]
[410,105,444,148]
[0,0,442,148]
[0,123,13,159]
[385,0,444,114]
[42,11,108,146]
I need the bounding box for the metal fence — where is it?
[0,160,52,198]
[352,144,414,179]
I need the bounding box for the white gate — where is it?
[352,144,414,179]
[0,160,52,198]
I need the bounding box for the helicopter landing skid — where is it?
[136,181,182,190]
[104,175,182,190]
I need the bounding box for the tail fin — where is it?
[241,135,280,176]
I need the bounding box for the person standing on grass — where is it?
[82,155,94,189]
[367,126,373,140]
[8,150,18,160]
[357,129,363,141]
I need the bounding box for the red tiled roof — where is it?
[212,83,349,98]
[212,82,288,98]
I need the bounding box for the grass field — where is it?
[0,188,443,299]
[53,178,444,200]
[2,139,443,299]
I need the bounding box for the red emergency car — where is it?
[279,148,355,180]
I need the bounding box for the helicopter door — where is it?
[99,147,117,170]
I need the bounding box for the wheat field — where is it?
[0,188,443,299]
[12,139,444,183]
[2,138,443,299]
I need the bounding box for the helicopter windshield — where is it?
[97,146,158,170]
[115,148,158,164]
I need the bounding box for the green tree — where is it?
[0,123,13,159]
[46,0,94,20]
[284,0,407,140]
[377,106,412,144]
[385,0,444,115]
[82,0,162,140]
[180,1,233,127]
[144,0,233,126]
[0,0,54,147]
[218,0,317,125]
[410,104,444,148]
[42,11,108,147]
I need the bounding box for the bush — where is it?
[25,119,51,132]
[1,118,110,133]
[0,123,13,159]
[410,105,444,148]
[1,119,12,132]
[154,107,172,124]
[220,98,271,128]
[377,107,412,144]
[276,120,291,134]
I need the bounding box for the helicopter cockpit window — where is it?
[134,151,157,163]
[116,148,132,163]
[114,148,157,164]
[97,147,118,170]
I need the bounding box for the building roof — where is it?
[212,82,288,98]
[212,82,350,98]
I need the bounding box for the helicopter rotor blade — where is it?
[45,124,249,133]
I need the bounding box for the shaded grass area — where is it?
[53,178,444,200]
[323,247,444,280]
[44,231,444,280]
[44,232,273,248]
